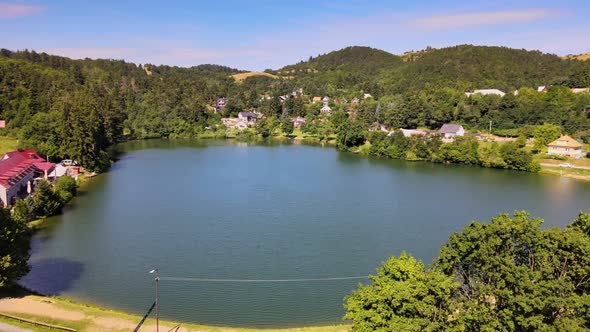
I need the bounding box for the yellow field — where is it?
[562,52,590,61]
[232,72,280,82]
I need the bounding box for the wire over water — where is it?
[160,276,370,283]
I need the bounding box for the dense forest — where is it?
[1,45,590,171]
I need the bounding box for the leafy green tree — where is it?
[280,119,294,136]
[0,208,31,287]
[337,119,366,150]
[53,176,78,203]
[436,211,590,331]
[533,123,562,148]
[12,198,31,223]
[30,180,63,218]
[345,253,458,332]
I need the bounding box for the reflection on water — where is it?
[21,139,590,328]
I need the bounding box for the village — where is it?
[213,86,589,161]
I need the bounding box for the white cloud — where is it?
[0,3,45,18]
[407,9,558,30]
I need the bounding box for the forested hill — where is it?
[388,45,589,92]
[280,45,590,96]
[1,45,590,172]
[279,46,404,74]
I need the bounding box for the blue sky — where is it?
[1,0,589,70]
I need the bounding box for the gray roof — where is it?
[439,124,464,134]
[239,112,256,117]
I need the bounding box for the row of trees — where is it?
[345,211,590,331]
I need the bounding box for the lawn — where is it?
[0,137,18,155]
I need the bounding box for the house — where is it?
[369,123,389,133]
[215,98,227,113]
[571,88,590,94]
[0,120,5,128]
[351,97,360,105]
[320,104,332,115]
[363,93,373,99]
[322,96,330,104]
[312,96,322,104]
[465,89,506,97]
[537,86,548,92]
[400,128,428,137]
[292,116,306,129]
[439,124,465,138]
[238,112,257,123]
[548,135,583,158]
[0,149,56,206]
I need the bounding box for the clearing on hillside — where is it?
[232,71,280,82]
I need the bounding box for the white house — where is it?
[439,124,465,138]
[400,129,428,137]
[238,112,257,123]
[465,89,506,98]
[320,104,332,115]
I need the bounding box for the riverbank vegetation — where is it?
[345,211,590,331]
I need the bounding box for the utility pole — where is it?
[489,121,492,133]
[150,269,159,332]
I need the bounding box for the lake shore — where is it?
[0,291,350,332]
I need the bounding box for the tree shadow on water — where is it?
[17,258,85,296]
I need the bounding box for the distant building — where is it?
[312,96,322,104]
[351,97,360,105]
[322,96,330,104]
[369,123,389,133]
[0,120,5,128]
[320,104,332,115]
[215,98,227,113]
[0,149,55,206]
[548,135,583,158]
[571,88,590,94]
[537,86,549,92]
[465,89,506,97]
[238,112,257,123]
[363,93,373,99]
[292,116,306,129]
[400,128,428,137]
[439,124,465,138]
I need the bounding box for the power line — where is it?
[159,276,370,283]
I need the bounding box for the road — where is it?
[541,163,590,170]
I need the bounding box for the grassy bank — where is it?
[0,291,349,332]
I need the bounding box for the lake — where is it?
[20,139,590,328]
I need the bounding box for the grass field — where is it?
[0,137,19,155]
[232,72,280,82]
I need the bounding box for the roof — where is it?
[439,124,464,134]
[321,104,332,111]
[0,150,55,188]
[537,86,547,92]
[467,89,506,97]
[238,111,256,117]
[0,120,5,128]
[548,135,583,148]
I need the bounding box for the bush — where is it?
[53,176,78,202]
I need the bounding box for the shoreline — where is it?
[0,288,349,332]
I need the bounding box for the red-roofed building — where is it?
[0,149,55,206]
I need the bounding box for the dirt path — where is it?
[0,322,32,332]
